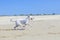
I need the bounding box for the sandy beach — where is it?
[0,15,60,40]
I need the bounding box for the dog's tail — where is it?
[10,19,16,22]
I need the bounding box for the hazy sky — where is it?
[0,0,60,15]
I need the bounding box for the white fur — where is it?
[10,16,33,30]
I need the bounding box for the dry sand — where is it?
[0,15,60,40]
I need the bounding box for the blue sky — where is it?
[0,0,60,15]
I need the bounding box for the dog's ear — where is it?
[27,15,30,18]
[30,17,34,20]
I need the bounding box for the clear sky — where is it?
[0,0,60,15]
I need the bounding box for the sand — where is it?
[0,15,60,40]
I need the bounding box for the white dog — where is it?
[10,16,34,30]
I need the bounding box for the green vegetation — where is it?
[0,13,56,16]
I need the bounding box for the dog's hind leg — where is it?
[14,25,19,30]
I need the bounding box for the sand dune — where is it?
[0,15,60,40]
